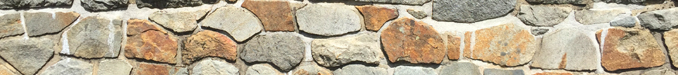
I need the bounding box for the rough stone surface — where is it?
[483,69,524,75]
[136,0,218,8]
[518,5,571,27]
[183,30,237,64]
[96,59,132,75]
[292,65,332,75]
[534,72,573,75]
[407,9,427,19]
[463,23,537,66]
[445,32,461,60]
[333,65,387,75]
[125,19,178,64]
[80,0,128,11]
[574,9,626,25]
[297,4,361,36]
[242,0,295,31]
[597,27,665,71]
[526,0,592,4]
[0,38,54,75]
[601,0,646,4]
[64,16,123,58]
[531,27,550,35]
[133,63,172,75]
[439,62,481,75]
[200,6,262,42]
[192,59,239,75]
[611,16,637,27]
[639,8,678,30]
[246,64,281,75]
[0,13,23,38]
[432,0,516,23]
[25,11,79,36]
[240,32,304,71]
[663,29,678,68]
[312,33,382,67]
[357,5,398,31]
[0,0,73,9]
[149,8,209,33]
[394,66,436,75]
[40,58,93,75]
[381,17,445,64]
[531,28,598,70]
[355,0,429,5]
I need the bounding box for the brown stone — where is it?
[134,63,170,75]
[462,23,537,66]
[242,1,295,31]
[357,5,398,31]
[125,19,178,64]
[534,72,573,75]
[666,29,678,68]
[183,30,237,64]
[445,32,461,60]
[381,17,445,64]
[597,27,665,71]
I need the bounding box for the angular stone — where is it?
[240,32,304,71]
[25,11,79,36]
[518,5,571,27]
[0,64,19,75]
[96,59,132,75]
[526,0,592,4]
[575,9,626,25]
[463,23,538,66]
[611,16,637,27]
[357,5,398,31]
[0,13,23,38]
[242,0,295,32]
[201,6,262,42]
[394,66,436,75]
[640,68,676,75]
[532,27,550,35]
[133,63,172,75]
[0,38,54,75]
[381,17,445,64]
[407,9,427,19]
[445,32,461,60]
[532,28,598,70]
[125,19,178,64]
[64,16,123,58]
[355,0,428,5]
[246,64,282,75]
[483,69,524,75]
[663,29,678,68]
[439,62,481,75]
[149,8,209,33]
[432,0,515,23]
[312,33,382,67]
[297,4,361,36]
[639,8,678,30]
[135,0,218,8]
[183,30,237,64]
[597,27,665,71]
[291,65,332,75]
[601,0,646,4]
[192,59,239,75]
[0,0,72,9]
[534,72,573,75]
[81,0,128,11]
[40,58,93,75]
[333,64,387,75]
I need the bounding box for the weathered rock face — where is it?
[0,13,23,38]
[246,64,282,75]
[40,58,93,75]
[445,32,461,60]
[597,27,665,71]
[125,19,178,64]
[80,0,128,11]
[24,11,79,36]
[601,0,646,4]
[432,0,515,23]
[149,8,209,33]
[439,62,481,75]
[291,65,332,75]
[64,16,123,58]
[296,4,362,36]
[312,33,383,67]
[96,59,132,75]
[394,66,436,75]
[183,30,237,64]
[407,9,427,19]
[381,17,445,64]
[463,23,537,66]
[534,72,573,75]
[532,28,598,70]
[611,16,637,27]
[575,9,626,25]
[526,0,592,4]
[355,0,428,5]
[333,65,387,75]
[0,38,54,75]
[136,0,218,8]
[356,5,398,31]
[663,29,678,68]
[239,32,304,71]
[0,0,73,9]
[242,0,295,32]
[200,6,262,42]
[0,60,19,75]
[192,59,239,75]
[517,5,571,27]
[133,63,172,75]
[639,8,678,30]
[483,69,525,75]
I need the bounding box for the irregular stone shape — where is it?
[483,69,524,75]
[242,0,295,31]
[201,6,262,42]
[133,63,171,75]
[532,28,598,70]
[463,23,537,66]
[663,29,678,68]
[639,8,678,30]
[333,65,387,75]
[611,16,637,27]
[312,33,382,67]
[291,65,332,75]
[136,0,218,8]
[192,59,239,75]
[575,9,626,25]
[64,16,123,58]
[0,13,23,38]
[96,59,132,75]
[149,8,209,33]
[40,58,93,75]
[534,72,573,75]
[356,5,398,31]
[394,66,436,75]
[518,5,571,27]
[407,9,427,19]
[174,68,189,75]
[381,17,445,64]
[183,30,237,64]
[0,38,54,75]
[597,27,665,71]
[0,0,72,9]
[532,27,550,35]
[125,19,178,64]
[297,4,361,36]
[246,64,281,75]
[445,32,461,60]
[640,68,676,75]
[25,11,79,36]
[80,0,128,11]
[526,0,592,4]
[601,0,645,4]
[355,0,428,5]
[240,32,304,71]
[439,62,481,75]
[0,63,19,75]
[432,0,515,23]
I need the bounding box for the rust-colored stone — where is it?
[445,32,461,60]
[597,27,665,71]
[183,30,237,64]
[357,5,398,31]
[463,23,537,66]
[134,63,170,75]
[380,17,445,64]
[463,32,472,59]
[242,1,295,31]
[125,19,178,64]
[534,72,573,75]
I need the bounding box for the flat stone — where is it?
[192,59,239,75]
[242,0,295,32]
[246,64,282,75]
[407,9,427,19]
[0,38,54,75]
[200,6,262,42]
[312,33,382,67]
[639,8,678,30]
[40,58,93,75]
[445,32,461,60]
[135,0,218,8]
[333,65,387,75]
[394,66,436,75]
[601,0,645,4]
[439,62,481,75]
[611,16,637,28]
[96,59,132,75]
[64,16,123,58]
[357,5,398,31]
[25,11,79,36]
[355,0,429,5]
[240,32,304,71]
[0,13,23,38]
[463,23,538,66]
[80,0,128,11]
[292,65,332,75]
[149,8,209,33]
[183,30,237,64]
[663,29,678,68]
[597,27,665,71]
[518,5,571,27]
[526,0,592,4]
[133,63,172,75]
[432,0,515,23]
[532,28,598,70]
[125,19,178,64]
[575,9,626,25]
[483,69,524,75]
[297,4,361,36]
[0,0,72,9]
[381,17,445,64]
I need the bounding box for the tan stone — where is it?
[463,23,537,66]
[597,27,665,71]
[242,1,295,31]
[125,19,178,64]
[357,5,398,31]
[665,29,678,68]
[183,30,237,64]
[381,17,445,64]
[445,32,461,60]
[133,63,171,75]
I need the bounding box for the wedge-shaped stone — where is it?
[201,6,262,42]
[381,17,445,64]
[125,19,178,64]
[596,27,665,71]
[0,38,54,75]
[296,4,361,36]
[463,23,537,66]
[532,28,598,70]
[25,11,79,36]
[64,16,123,58]
[183,30,237,64]
[312,33,383,67]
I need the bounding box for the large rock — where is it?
[639,8,678,30]
[355,0,428,5]
[192,59,239,75]
[663,29,678,68]
[0,0,72,9]
[291,65,332,75]
[312,33,383,67]
[394,66,436,75]
[80,0,128,11]
[356,5,398,31]
[432,0,515,23]
[239,32,304,71]
[25,11,79,36]
[526,0,592,4]
[183,30,237,64]
[96,59,132,75]
[125,19,178,64]
[575,9,626,25]
[135,0,218,8]
[463,23,538,66]
[483,69,525,75]
[333,65,387,75]
[63,16,123,58]
[40,58,93,75]
[439,62,481,75]
[531,28,598,70]
[381,17,445,64]
[149,8,209,33]
[445,32,461,60]
[0,38,54,75]
[517,5,571,27]
[242,0,295,32]
[200,6,262,42]
[246,64,282,75]
[296,4,361,36]
[0,13,23,38]
[596,27,665,71]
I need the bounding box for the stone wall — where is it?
[0,0,677,75]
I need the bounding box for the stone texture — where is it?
[312,33,382,67]
[0,0,73,9]
[518,5,571,27]
[149,8,209,33]
[663,29,678,68]
[439,62,481,75]
[246,64,282,75]
[96,59,132,75]
[445,32,461,60]
[432,0,515,23]
[125,19,178,64]
[40,58,93,75]
[596,27,665,71]
[601,0,646,4]
[0,13,23,38]
[25,11,79,36]
[407,9,427,19]
[531,27,550,35]
[200,6,262,42]
[526,0,592,4]
[534,72,573,75]
[463,23,537,66]
[183,30,237,64]
[240,32,304,71]
[531,28,598,70]
[355,0,429,5]
[64,16,123,58]
[483,69,524,75]
[0,38,54,75]
[297,4,361,36]
[0,63,19,75]
[292,65,332,75]
[192,59,239,75]
[133,63,172,75]
[136,0,218,8]
[357,5,398,31]
[333,65,387,75]
[80,0,128,11]
[381,17,445,64]
[575,9,626,25]
[394,66,436,75]
[242,0,295,31]
[611,16,637,27]
[639,8,678,30]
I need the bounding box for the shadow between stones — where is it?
[83,5,129,12]
[298,30,360,39]
[199,27,258,44]
[241,61,302,72]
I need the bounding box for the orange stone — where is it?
[445,32,461,60]
[183,30,237,64]
[463,23,537,66]
[242,0,295,31]
[381,17,445,64]
[597,27,665,71]
[125,19,178,64]
[134,63,170,75]
[357,5,398,31]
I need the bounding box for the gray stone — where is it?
[296,4,361,36]
[575,9,626,25]
[136,0,218,8]
[483,69,524,75]
[611,17,637,27]
[311,33,383,67]
[96,59,132,75]
[439,62,481,75]
[0,13,23,38]
[531,28,598,70]
[200,6,262,42]
[246,64,281,75]
[0,38,54,75]
[639,8,678,30]
[355,0,428,5]
[25,11,79,36]
[407,9,427,19]
[149,8,209,33]
[432,0,515,23]
[531,27,549,35]
[641,68,676,75]
[600,0,645,4]
[394,66,436,75]
[63,16,123,58]
[526,0,592,4]
[0,0,72,9]
[333,64,387,75]
[518,5,571,27]
[239,32,304,71]
[192,59,239,75]
[40,58,93,75]
[80,0,128,11]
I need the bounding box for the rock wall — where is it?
[0,0,677,75]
